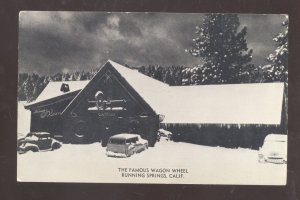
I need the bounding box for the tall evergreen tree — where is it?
[23,76,34,102]
[187,14,253,84]
[261,17,288,82]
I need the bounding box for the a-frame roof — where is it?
[61,60,165,115]
[25,60,285,125]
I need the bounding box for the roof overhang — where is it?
[24,90,81,110]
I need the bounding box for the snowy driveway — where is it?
[17,139,286,185]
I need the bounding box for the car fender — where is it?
[24,143,38,148]
[23,143,39,151]
[51,139,61,146]
[128,144,135,151]
[51,140,62,149]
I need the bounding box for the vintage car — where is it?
[258,134,287,164]
[106,133,148,157]
[158,129,173,141]
[17,132,62,154]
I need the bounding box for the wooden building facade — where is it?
[24,61,161,146]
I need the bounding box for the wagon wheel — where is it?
[95,91,105,111]
[73,121,92,143]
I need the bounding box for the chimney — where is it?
[60,83,70,93]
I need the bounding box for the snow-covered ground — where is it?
[17,101,31,138]
[17,140,286,185]
[17,102,286,185]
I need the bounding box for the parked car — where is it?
[17,132,62,154]
[106,133,148,157]
[258,134,287,164]
[158,129,173,141]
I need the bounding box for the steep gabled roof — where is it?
[25,60,285,125]
[62,60,163,114]
[106,60,171,114]
[64,60,284,125]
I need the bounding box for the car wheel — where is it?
[26,146,38,153]
[72,121,93,143]
[127,150,134,157]
[51,142,61,150]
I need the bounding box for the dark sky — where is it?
[18,12,287,75]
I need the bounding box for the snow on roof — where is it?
[109,133,140,140]
[264,134,287,142]
[26,60,284,125]
[26,80,90,105]
[109,60,284,125]
[108,60,171,110]
[27,132,51,137]
[161,83,284,125]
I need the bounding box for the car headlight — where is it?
[269,152,279,157]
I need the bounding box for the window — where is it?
[109,138,125,144]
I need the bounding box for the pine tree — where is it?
[187,14,253,84]
[181,68,192,85]
[153,66,163,81]
[164,69,175,85]
[23,76,34,102]
[261,16,288,82]
[138,66,146,75]
[18,73,29,101]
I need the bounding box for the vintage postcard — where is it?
[17,12,288,184]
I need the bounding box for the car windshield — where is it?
[109,138,125,144]
[26,135,39,141]
[263,141,287,150]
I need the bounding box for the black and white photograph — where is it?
[17,12,288,185]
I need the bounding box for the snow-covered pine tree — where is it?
[23,76,35,102]
[187,14,253,84]
[261,16,288,82]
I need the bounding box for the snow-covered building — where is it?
[24,60,287,148]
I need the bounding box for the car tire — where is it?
[127,150,133,157]
[26,146,38,153]
[51,142,61,150]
